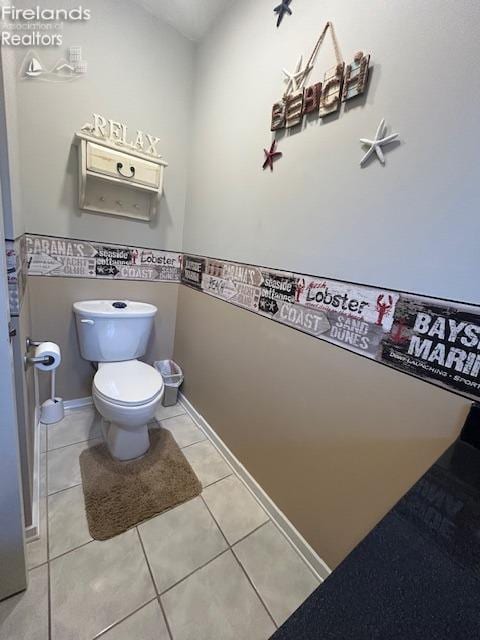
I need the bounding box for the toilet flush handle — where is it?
[80,319,95,325]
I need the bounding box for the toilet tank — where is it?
[73,300,157,362]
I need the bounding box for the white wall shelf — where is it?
[75,133,168,222]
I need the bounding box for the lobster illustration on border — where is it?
[376,294,394,326]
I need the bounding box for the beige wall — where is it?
[179,0,478,567]
[10,0,478,573]
[5,0,193,527]
[174,286,469,568]
[30,277,179,402]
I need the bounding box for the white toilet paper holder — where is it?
[24,337,52,368]
[26,337,42,350]
[25,337,65,424]
[24,337,57,369]
[24,353,55,368]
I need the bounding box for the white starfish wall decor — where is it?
[282,56,311,96]
[360,118,399,166]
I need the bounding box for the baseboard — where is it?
[25,405,41,542]
[64,396,93,410]
[179,392,332,581]
[61,391,332,579]
[26,395,92,539]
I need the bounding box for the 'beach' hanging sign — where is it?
[270,22,371,131]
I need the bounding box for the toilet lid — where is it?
[93,360,164,407]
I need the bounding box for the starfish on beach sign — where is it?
[274,0,292,27]
[263,140,282,171]
[360,118,399,166]
[282,55,311,96]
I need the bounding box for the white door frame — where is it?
[0,27,28,599]
[0,191,27,600]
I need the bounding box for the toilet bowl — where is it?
[93,359,164,460]
[73,299,164,461]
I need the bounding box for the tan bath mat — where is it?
[79,428,202,540]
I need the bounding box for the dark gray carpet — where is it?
[270,440,480,639]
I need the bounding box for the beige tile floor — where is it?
[0,403,320,640]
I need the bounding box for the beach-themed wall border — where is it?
[6,236,28,316]
[182,254,480,402]
[5,233,480,401]
[24,234,182,283]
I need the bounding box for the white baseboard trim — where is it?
[64,396,93,410]
[179,392,332,581]
[27,395,92,539]
[25,405,41,542]
[61,392,332,579]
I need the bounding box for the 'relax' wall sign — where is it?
[80,113,162,158]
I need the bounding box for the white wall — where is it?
[14,0,194,250]
[185,0,480,303]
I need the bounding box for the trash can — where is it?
[154,360,184,407]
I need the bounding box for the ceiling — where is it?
[135,0,234,42]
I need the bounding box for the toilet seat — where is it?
[93,360,164,407]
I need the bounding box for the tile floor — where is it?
[0,403,320,640]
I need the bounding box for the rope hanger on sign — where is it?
[302,21,344,88]
[268,21,373,148]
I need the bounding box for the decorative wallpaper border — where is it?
[25,234,182,283]
[6,236,27,316]
[181,254,480,402]
[5,233,480,401]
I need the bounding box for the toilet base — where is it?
[104,421,150,461]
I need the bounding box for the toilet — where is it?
[73,300,164,461]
